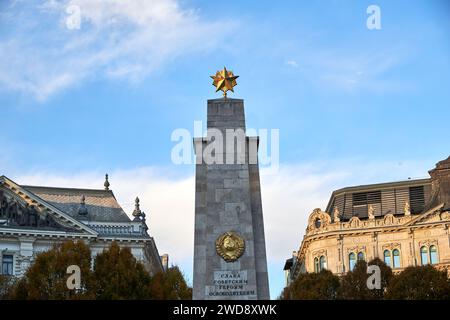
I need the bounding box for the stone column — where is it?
[17,237,35,277]
[372,232,378,260]
[408,228,416,267]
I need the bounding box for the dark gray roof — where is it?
[22,185,131,223]
[325,178,431,213]
[330,178,431,195]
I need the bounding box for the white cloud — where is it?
[0,0,235,100]
[285,60,299,68]
[7,158,433,295]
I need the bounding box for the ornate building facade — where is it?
[284,156,450,284]
[0,175,166,277]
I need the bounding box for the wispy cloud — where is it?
[0,0,235,100]
[285,59,299,68]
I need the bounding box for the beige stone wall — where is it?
[294,206,450,277]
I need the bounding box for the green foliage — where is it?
[8,240,94,300]
[386,265,450,300]
[338,258,392,300]
[149,266,192,300]
[0,275,16,299]
[281,260,450,300]
[281,269,340,300]
[93,241,151,299]
[1,240,194,300]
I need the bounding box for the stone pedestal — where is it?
[193,98,270,300]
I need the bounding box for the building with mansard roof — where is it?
[284,156,450,285]
[0,174,167,277]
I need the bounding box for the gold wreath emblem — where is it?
[215,231,245,262]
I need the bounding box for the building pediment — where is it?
[0,176,97,236]
[404,203,448,227]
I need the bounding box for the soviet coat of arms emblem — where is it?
[215,231,245,262]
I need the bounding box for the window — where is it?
[352,191,381,206]
[352,191,381,217]
[1,255,13,275]
[357,252,365,261]
[319,256,327,271]
[420,246,429,265]
[392,249,401,269]
[429,245,438,265]
[314,218,322,229]
[409,186,425,214]
[349,252,356,271]
[384,250,391,267]
[314,257,319,273]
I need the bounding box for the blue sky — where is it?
[0,0,449,298]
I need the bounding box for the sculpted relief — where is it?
[348,216,361,228]
[307,208,332,232]
[383,214,395,225]
[215,231,245,262]
[0,189,64,230]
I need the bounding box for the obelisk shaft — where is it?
[193,98,270,300]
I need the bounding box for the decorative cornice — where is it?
[0,228,96,239]
[302,217,448,243]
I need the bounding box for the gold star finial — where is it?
[210,67,239,98]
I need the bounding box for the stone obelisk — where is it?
[193,68,270,300]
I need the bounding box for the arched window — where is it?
[357,252,365,261]
[384,250,391,267]
[314,257,319,273]
[420,246,429,265]
[349,252,356,271]
[319,256,327,271]
[429,246,438,265]
[392,249,401,269]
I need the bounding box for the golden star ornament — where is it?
[210,67,239,98]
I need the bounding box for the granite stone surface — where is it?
[193,98,270,300]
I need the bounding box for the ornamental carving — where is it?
[348,216,360,228]
[418,239,438,247]
[382,243,401,251]
[312,249,327,259]
[333,206,340,222]
[404,201,411,216]
[0,189,71,231]
[440,211,450,221]
[347,246,366,254]
[215,231,245,262]
[383,214,395,225]
[307,208,331,232]
[368,205,375,220]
